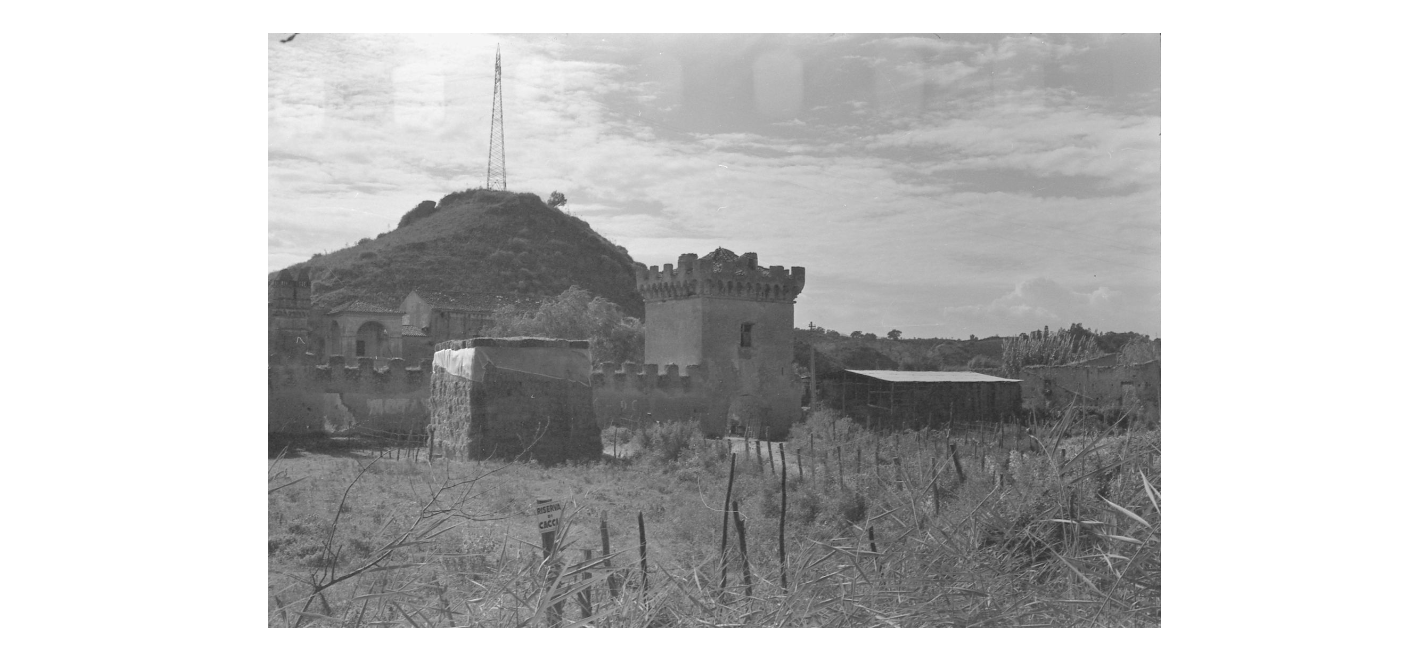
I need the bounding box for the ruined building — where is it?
[273,247,809,454]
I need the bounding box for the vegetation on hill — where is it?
[285,189,643,317]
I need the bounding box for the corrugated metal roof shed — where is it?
[844,370,1020,383]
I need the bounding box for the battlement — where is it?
[269,354,431,389]
[634,248,804,303]
[435,336,591,352]
[589,361,707,391]
[268,266,313,317]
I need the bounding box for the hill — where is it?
[280,189,643,317]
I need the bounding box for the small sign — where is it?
[535,500,563,534]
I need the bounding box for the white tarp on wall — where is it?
[432,346,591,385]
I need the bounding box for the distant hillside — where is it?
[794,326,1154,376]
[279,189,643,317]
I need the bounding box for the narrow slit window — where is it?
[740,322,754,348]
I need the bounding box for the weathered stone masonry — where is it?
[429,337,602,464]
[621,248,806,441]
[1018,360,1161,424]
[268,355,431,436]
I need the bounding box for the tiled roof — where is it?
[844,370,1020,383]
[327,299,403,315]
[411,289,532,313]
[401,325,428,337]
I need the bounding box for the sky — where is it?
[269,33,1160,339]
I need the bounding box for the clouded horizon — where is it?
[269,33,1160,339]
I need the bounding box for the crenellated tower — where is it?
[268,266,314,358]
[634,247,805,440]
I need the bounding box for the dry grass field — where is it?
[268,411,1160,627]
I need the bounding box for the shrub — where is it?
[789,487,822,525]
[830,490,867,525]
[398,199,438,228]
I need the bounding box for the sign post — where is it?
[535,498,564,625]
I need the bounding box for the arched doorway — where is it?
[356,321,387,357]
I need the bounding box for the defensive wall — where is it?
[589,361,723,436]
[429,337,602,464]
[268,354,431,437]
[1018,360,1161,424]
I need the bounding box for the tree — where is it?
[485,285,643,364]
[546,191,567,209]
[849,331,865,339]
[887,329,902,340]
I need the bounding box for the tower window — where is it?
[740,322,754,348]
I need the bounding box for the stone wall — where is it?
[428,337,602,464]
[589,359,804,441]
[1018,360,1161,424]
[591,362,720,436]
[268,355,432,437]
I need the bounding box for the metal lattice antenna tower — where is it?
[485,45,506,191]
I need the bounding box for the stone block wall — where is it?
[591,362,723,437]
[428,337,602,464]
[1018,360,1161,423]
[268,354,431,436]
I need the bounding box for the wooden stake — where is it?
[893,457,903,490]
[868,525,879,562]
[579,549,593,619]
[796,449,804,481]
[719,453,736,591]
[951,443,965,482]
[733,501,752,598]
[755,439,764,475]
[779,443,788,592]
[600,512,620,600]
[638,511,648,595]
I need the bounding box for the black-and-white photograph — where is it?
[267,32,1160,628]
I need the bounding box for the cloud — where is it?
[269,34,1161,337]
[868,91,1160,189]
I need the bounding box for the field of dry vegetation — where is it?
[268,410,1160,627]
